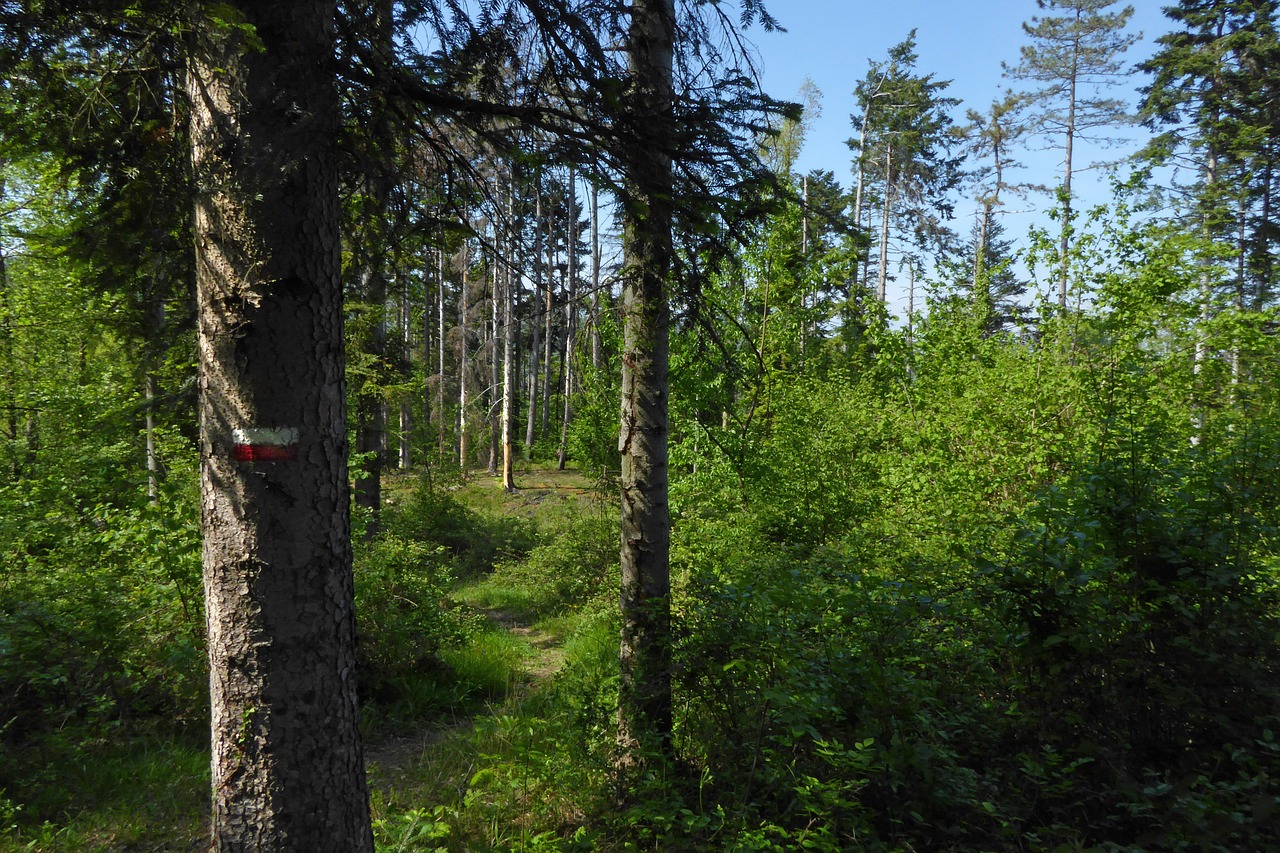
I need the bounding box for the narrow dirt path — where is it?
[362,605,566,787]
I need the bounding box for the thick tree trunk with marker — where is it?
[187,2,372,849]
[617,0,675,766]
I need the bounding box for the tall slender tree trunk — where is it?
[437,245,447,461]
[558,169,577,470]
[1058,58,1077,309]
[501,179,517,491]
[186,3,373,848]
[525,185,543,457]
[487,252,500,475]
[458,241,470,472]
[975,202,992,333]
[354,0,394,534]
[800,174,809,361]
[617,0,675,767]
[0,224,17,479]
[399,272,413,470]
[144,372,160,503]
[590,179,602,371]
[141,285,166,504]
[540,233,555,439]
[355,266,386,536]
[1192,140,1220,446]
[422,260,432,466]
[876,139,893,305]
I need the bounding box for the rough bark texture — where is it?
[617,0,675,764]
[187,3,373,849]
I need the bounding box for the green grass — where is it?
[0,731,208,852]
[439,630,530,699]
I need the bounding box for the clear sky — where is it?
[744,0,1176,312]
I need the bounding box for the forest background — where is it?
[3,0,1280,850]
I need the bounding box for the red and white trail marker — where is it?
[231,427,300,462]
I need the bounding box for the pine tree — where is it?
[1140,0,1280,307]
[849,31,963,307]
[1004,0,1139,308]
[957,91,1037,331]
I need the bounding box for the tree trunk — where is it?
[525,184,543,457]
[1191,139,1220,446]
[540,230,555,439]
[590,178,602,371]
[501,178,517,491]
[876,139,892,305]
[557,168,577,470]
[399,272,413,470]
[437,244,447,461]
[487,252,500,475]
[355,266,385,536]
[1059,40,1078,309]
[975,201,992,333]
[144,371,160,503]
[186,2,373,848]
[0,224,17,479]
[458,241,470,472]
[617,0,675,766]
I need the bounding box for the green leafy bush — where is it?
[353,535,481,705]
[384,478,537,577]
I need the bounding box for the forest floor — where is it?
[1,463,608,852]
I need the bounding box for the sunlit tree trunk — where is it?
[355,265,386,535]
[0,218,16,479]
[399,271,413,470]
[558,167,577,470]
[590,178,602,371]
[458,240,470,472]
[437,244,447,461]
[501,179,517,491]
[186,2,372,847]
[487,249,500,475]
[525,184,543,457]
[540,224,555,439]
[876,139,892,304]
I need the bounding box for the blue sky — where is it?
[743,0,1177,311]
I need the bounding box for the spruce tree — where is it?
[1005,0,1139,308]
[849,31,963,307]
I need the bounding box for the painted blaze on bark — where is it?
[187,2,373,849]
[618,0,676,759]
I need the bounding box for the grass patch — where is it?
[0,731,208,852]
[439,630,530,699]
